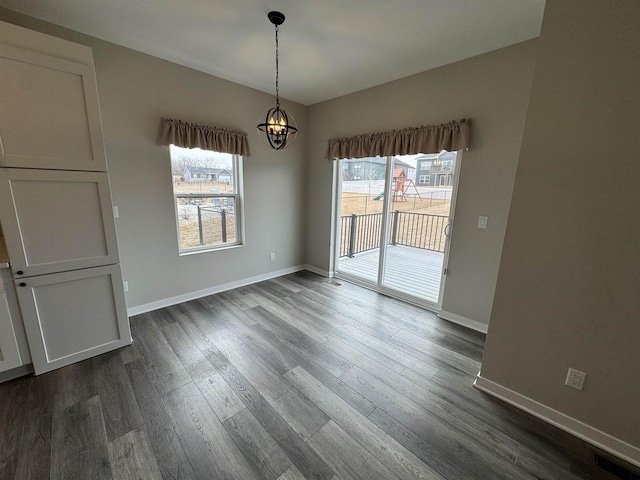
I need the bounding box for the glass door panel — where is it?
[336,157,387,284]
[381,153,458,306]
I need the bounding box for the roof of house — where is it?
[185,167,231,175]
[351,157,412,168]
[416,151,457,162]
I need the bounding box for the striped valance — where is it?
[160,118,250,156]
[324,119,470,160]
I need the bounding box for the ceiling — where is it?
[0,0,546,105]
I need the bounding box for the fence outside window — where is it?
[175,194,237,250]
[340,211,449,258]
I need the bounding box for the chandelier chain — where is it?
[275,24,280,108]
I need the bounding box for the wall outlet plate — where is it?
[565,367,587,390]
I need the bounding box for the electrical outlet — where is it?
[123,280,129,292]
[565,367,587,391]
[269,252,275,261]
[478,216,488,229]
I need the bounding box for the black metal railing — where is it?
[175,194,236,249]
[340,211,449,257]
[198,205,233,245]
[340,213,384,257]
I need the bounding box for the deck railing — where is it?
[340,211,449,257]
[175,194,236,248]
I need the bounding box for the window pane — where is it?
[175,196,236,249]
[170,145,235,194]
[169,145,242,253]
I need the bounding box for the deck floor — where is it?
[338,245,444,303]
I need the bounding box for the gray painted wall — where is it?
[482,0,640,448]
[0,8,308,310]
[305,40,538,325]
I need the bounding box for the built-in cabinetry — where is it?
[0,21,131,376]
[0,263,31,376]
[0,169,121,276]
[0,267,23,372]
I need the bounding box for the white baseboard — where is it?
[302,264,333,278]
[438,310,488,334]
[127,265,305,316]
[474,374,640,468]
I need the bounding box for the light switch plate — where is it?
[478,216,488,229]
[113,206,119,218]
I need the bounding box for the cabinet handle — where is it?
[19,282,26,287]
[16,270,24,275]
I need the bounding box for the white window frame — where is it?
[419,174,430,185]
[172,153,245,255]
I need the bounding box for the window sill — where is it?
[178,242,244,256]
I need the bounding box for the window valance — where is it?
[160,118,250,156]
[324,119,470,160]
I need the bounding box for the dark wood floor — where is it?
[0,271,612,479]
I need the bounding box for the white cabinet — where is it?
[0,289,22,373]
[15,264,131,375]
[0,44,107,171]
[0,21,131,378]
[0,267,30,373]
[0,168,120,277]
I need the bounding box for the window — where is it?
[419,174,430,184]
[353,164,362,171]
[420,162,429,170]
[170,145,243,253]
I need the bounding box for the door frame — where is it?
[332,152,464,312]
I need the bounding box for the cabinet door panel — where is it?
[0,168,120,277]
[15,265,131,374]
[0,45,107,171]
[0,292,23,372]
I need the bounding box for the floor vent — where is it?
[594,453,640,480]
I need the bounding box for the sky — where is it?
[170,145,233,168]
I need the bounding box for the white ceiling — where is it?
[0,0,545,105]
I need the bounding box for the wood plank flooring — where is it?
[0,271,613,479]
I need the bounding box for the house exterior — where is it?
[415,151,456,186]
[343,157,414,181]
[183,166,233,183]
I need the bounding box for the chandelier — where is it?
[256,11,298,150]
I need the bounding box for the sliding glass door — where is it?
[336,157,386,283]
[335,152,460,309]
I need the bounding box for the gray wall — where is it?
[0,8,308,310]
[482,0,640,448]
[305,40,538,325]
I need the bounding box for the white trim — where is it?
[127,265,305,316]
[438,310,488,334]
[303,264,333,278]
[474,374,640,468]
